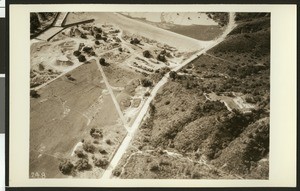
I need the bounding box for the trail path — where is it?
[95,59,129,131]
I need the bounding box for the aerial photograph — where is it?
[29,11,270,179]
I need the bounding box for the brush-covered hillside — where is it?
[114,12,270,179]
[30,12,57,36]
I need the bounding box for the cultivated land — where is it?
[30,12,269,179]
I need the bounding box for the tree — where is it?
[90,127,103,138]
[99,147,108,154]
[59,160,74,175]
[80,33,87,39]
[74,149,86,158]
[102,36,108,42]
[143,50,152,58]
[94,27,102,33]
[83,142,95,153]
[30,13,40,33]
[83,46,93,54]
[106,139,112,145]
[157,53,166,62]
[78,55,86,62]
[73,50,81,57]
[141,78,153,87]
[75,158,91,171]
[95,40,100,45]
[169,71,177,80]
[113,170,121,177]
[38,63,45,71]
[95,33,102,40]
[130,38,140,45]
[90,51,96,56]
[93,158,109,169]
[30,90,40,98]
[99,58,106,66]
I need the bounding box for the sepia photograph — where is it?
[29,11,270,180]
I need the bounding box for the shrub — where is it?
[99,147,108,154]
[143,50,152,58]
[93,158,109,169]
[144,91,150,97]
[118,47,123,52]
[149,162,160,172]
[66,74,76,81]
[83,46,93,54]
[99,58,106,66]
[59,160,74,174]
[95,33,102,40]
[78,55,86,62]
[141,78,153,87]
[130,38,140,45]
[157,54,166,62]
[169,71,177,80]
[30,90,40,98]
[94,27,102,33]
[95,40,100,45]
[113,170,121,177]
[75,158,91,171]
[82,142,95,153]
[73,50,81,57]
[90,127,103,139]
[38,63,45,71]
[106,139,112,145]
[102,37,107,42]
[30,13,40,33]
[74,149,86,158]
[80,33,87,39]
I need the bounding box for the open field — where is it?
[121,12,225,41]
[30,60,127,178]
[64,12,212,52]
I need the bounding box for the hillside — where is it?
[114,13,270,179]
[30,12,57,36]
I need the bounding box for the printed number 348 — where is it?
[31,172,46,178]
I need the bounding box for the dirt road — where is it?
[101,12,236,179]
[95,59,129,132]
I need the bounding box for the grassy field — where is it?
[30,60,126,178]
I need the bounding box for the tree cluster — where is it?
[140,78,153,87]
[58,160,74,175]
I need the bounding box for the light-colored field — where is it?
[67,12,212,51]
[30,60,127,178]
[121,12,218,26]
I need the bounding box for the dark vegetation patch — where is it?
[119,151,235,179]
[168,24,224,41]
